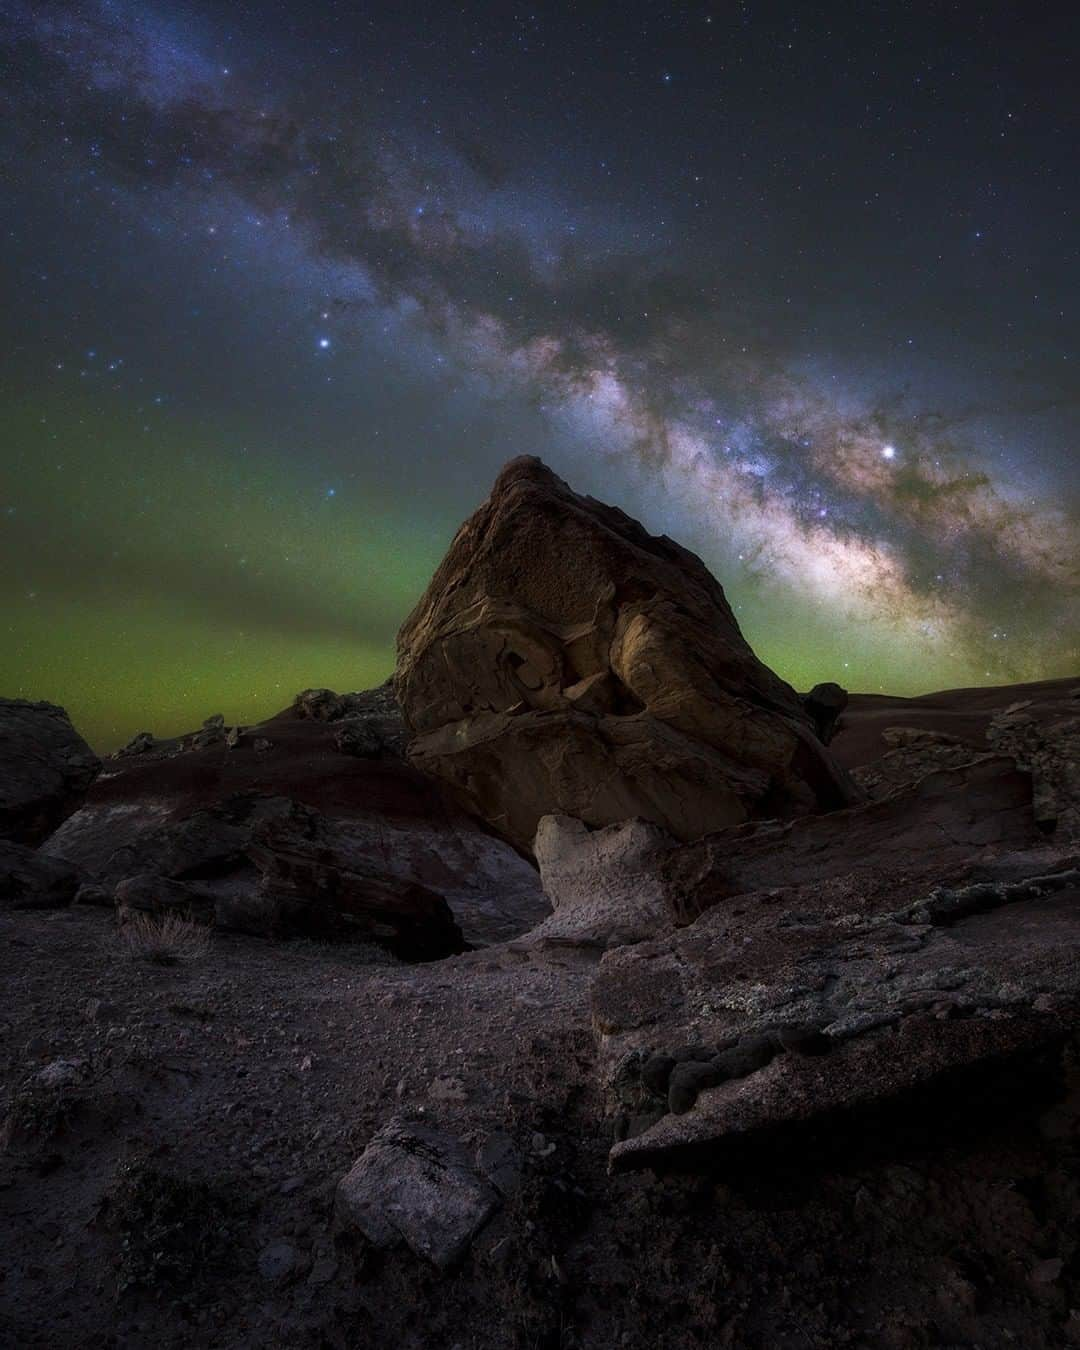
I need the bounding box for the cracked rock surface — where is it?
[396,456,859,853]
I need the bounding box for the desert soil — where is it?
[2,899,1079,1349]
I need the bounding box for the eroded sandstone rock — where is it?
[42,694,548,948]
[0,698,100,844]
[599,850,1080,1172]
[396,458,858,852]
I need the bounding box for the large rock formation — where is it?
[396,458,858,852]
[41,687,548,949]
[0,698,100,845]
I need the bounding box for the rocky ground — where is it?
[1,675,1078,1349]
[2,459,1079,1348]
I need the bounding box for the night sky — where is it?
[2,1,1077,750]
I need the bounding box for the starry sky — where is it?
[2,1,1077,750]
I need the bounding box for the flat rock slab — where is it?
[661,756,1038,924]
[42,701,548,948]
[336,1118,499,1269]
[602,863,1080,1172]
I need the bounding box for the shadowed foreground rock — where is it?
[603,856,1080,1172]
[0,839,80,909]
[41,688,548,950]
[335,1119,500,1269]
[396,457,858,852]
[563,740,1080,1173]
[0,698,100,845]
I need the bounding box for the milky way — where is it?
[2,1,1077,747]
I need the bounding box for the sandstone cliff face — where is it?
[395,457,857,851]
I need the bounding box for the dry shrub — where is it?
[120,909,211,965]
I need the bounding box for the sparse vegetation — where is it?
[120,910,212,965]
[112,1161,242,1295]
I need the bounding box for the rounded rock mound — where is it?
[395,457,857,852]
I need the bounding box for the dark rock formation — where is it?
[801,681,848,744]
[244,801,466,959]
[661,755,1038,925]
[114,873,218,924]
[850,726,986,799]
[600,851,1080,1171]
[987,697,1080,841]
[0,840,80,909]
[114,730,156,758]
[41,689,547,948]
[0,698,100,844]
[396,457,858,853]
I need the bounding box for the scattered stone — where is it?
[307,1255,338,1286]
[114,731,156,758]
[189,715,227,751]
[429,1075,468,1103]
[475,1132,522,1197]
[292,688,352,721]
[36,1060,83,1089]
[335,1118,499,1269]
[257,1241,298,1284]
[1031,1257,1064,1285]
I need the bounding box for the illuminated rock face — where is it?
[395,456,858,853]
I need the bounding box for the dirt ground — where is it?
[2,902,1080,1349]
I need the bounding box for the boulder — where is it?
[529,814,675,951]
[0,698,100,844]
[395,457,858,853]
[114,873,217,924]
[188,714,227,751]
[336,1118,499,1269]
[114,731,156,758]
[801,682,848,744]
[245,802,467,959]
[0,840,80,909]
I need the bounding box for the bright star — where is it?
[882,445,896,460]
[318,337,331,349]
